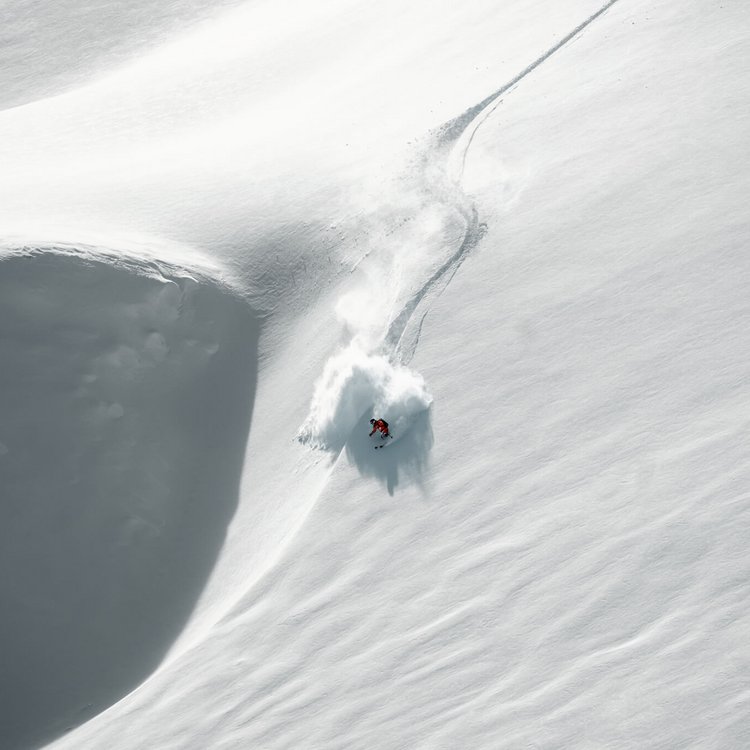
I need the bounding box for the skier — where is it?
[369,418,390,440]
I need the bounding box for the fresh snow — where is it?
[1,0,750,748]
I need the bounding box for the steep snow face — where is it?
[4,0,750,748]
[37,0,750,749]
[0,249,257,750]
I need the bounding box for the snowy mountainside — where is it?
[0,0,748,748]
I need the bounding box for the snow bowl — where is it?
[0,248,258,750]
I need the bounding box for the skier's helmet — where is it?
[370,418,375,424]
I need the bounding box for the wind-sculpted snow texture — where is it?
[3,0,750,748]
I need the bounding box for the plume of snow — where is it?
[298,341,432,451]
[298,179,444,452]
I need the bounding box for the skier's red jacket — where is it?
[369,419,389,436]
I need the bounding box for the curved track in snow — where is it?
[387,0,623,365]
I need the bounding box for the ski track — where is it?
[386,202,482,363]
[440,0,624,152]
[389,0,624,364]
[14,4,631,746]
[287,0,626,642]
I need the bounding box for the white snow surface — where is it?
[1,0,750,748]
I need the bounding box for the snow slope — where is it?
[0,0,242,110]
[1,0,749,748]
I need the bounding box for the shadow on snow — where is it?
[344,410,434,496]
[0,251,258,750]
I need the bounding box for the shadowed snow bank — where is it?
[0,249,257,750]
